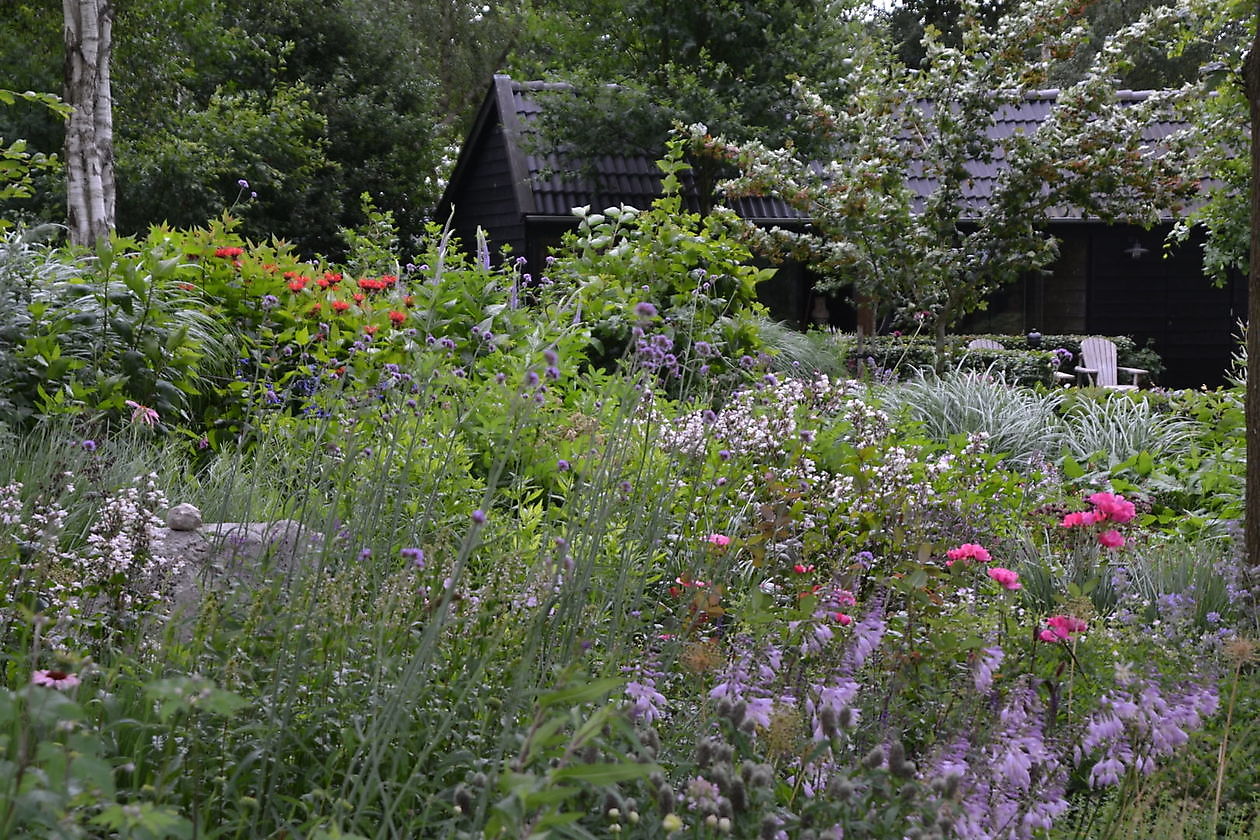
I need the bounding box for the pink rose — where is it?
[706,534,731,547]
[1097,529,1125,549]
[946,543,991,564]
[987,567,1021,590]
[1060,511,1097,528]
[1088,492,1136,524]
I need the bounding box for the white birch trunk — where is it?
[63,0,114,246]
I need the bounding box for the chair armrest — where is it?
[1117,366,1148,386]
[1075,366,1097,385]
[1053,371,1075,384]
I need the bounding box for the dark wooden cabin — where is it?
[436,75,1244,388]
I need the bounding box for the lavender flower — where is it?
[973,646,1005,694]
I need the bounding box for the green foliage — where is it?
[883,368,1067,465]
[0,89,68,230]
[510,0,860,201]
[700,0,1199,364]
[547,141,774,392]
[0,227,236,428]
[841,334,1058,386]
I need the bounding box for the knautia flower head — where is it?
[634,301,658,318]
[471,509,486,525]
[401,547,425,568]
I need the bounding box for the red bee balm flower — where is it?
[332,300,350,313]
[388,310,406,326]
[214,247,243,258]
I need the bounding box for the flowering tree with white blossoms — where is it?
[690,0,1199,365]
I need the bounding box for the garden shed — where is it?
[436,75,1244,387]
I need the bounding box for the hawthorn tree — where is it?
[691,0,1199,361]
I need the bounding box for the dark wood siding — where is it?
[447,116,526,264]
[1088,225,1242,388]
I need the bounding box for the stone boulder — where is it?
[152,510,325,618]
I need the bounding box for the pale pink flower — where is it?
[124,400,160,426]
[706,534,731,548]
[31,669,80,690]
[987,567,1021,590]
[1097,529,1125,549]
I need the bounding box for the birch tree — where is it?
[62,0,114,245]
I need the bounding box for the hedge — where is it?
[841,334,1165,388]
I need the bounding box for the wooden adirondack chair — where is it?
[1075,336,1148,390]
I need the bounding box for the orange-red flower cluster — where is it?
[357,275,398,292]
[214,247,244,258]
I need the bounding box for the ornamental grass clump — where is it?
[1061,392,1200,467]
[883,367,1065,467]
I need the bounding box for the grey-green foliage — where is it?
[883,367,1065,465]
[757,319,851,380]
[1060,394,1199,466]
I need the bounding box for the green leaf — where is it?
[549,762,659,785]
[538,677,623,708]
[1061,455,1085,480]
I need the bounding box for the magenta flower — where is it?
[706,533,731,548]
[1097,529,1125,549]
[946,543,991,567]
[1087,492,1136,524]
[987,567,1021,590]
[1060,511,1097,528]
[1040,614,1088,643]
[31,669,80,690]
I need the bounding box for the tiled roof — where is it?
[507,80,807,222]
[450,76,1185,225]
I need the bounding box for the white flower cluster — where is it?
[67,474,184,614]
[652,375,855,461]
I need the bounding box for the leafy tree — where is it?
[1,0,520,253]
[507,0,864,208]
[692,0,1198,361]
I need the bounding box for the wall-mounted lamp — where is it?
[1124,240,1150,260]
